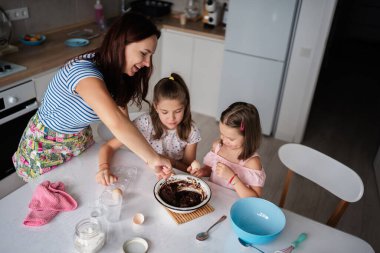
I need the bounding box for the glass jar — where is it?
[185,0,201,19]
[74,218,106,253]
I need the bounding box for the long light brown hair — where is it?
[220,102,262,160]
[150,73,192,140]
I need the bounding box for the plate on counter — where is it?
[64,38,90,47]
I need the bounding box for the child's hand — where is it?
[186,165,194,174]
[187,160,201,174]
[190,166,211,178]
[96,169,118,186]
[215,162,234,181]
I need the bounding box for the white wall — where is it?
[274,0,338,143]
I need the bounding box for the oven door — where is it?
[0,80,38,180]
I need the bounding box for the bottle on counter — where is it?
[94,0,106,30]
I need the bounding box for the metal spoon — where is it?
[238,238,265,253]
[196,215,227,241]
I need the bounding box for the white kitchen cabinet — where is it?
[32,67,59,103]
[160,29,224,118]
[161,29,194,85]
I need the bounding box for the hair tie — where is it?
[168,76,174,80]
[240,121,245,131]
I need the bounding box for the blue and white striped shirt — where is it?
[38,56,103,134]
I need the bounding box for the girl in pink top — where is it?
[188,102,266,198]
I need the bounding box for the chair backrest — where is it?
[278,143,364,227]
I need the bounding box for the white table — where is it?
[0,144,374,253]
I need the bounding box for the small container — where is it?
[180,13,187,26]
[74,218,106,253]
[185,0,200,19]
[122,237,149,253]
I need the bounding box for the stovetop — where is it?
[0,60,27,78]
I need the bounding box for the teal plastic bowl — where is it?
[19,34,46,46]
[230,197,286,244]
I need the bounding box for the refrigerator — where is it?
[217,0,299,135]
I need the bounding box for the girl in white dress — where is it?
[97,73,201,185]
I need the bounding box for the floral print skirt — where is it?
[12,113,94,182]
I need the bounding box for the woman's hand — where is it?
[148,155,173,180]
[96,168,118,186]
[215,162,234,181]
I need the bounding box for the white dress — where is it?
[133,113,201,160]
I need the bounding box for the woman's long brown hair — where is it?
[81,12,160,109]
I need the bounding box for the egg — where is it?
[191,160,201,171]
[112,188,123,200]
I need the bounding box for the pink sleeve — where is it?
[203,151,216,168]
[239,168,266,187]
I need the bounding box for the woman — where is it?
[13,12,172,182]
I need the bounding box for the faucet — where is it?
[121,0,131,14]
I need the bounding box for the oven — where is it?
[0,80,38,181]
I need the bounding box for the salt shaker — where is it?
[74,218,106,253]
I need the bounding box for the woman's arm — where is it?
[173,143,197,172]
[76,77,171,176]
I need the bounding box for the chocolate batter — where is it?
[159,180,204,208]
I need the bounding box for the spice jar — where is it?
[74,218,106,253]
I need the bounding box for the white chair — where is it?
[278,143,364,227]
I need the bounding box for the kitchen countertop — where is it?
[0,14,225,90]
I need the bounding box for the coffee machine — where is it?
[203,0,220,28]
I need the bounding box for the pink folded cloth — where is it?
[24,180,77,227]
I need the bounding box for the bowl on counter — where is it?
[230,197,286,244]
[130,0,172,17]
[19,34,46,46]
[153,174,211,214]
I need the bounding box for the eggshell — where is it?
[191,160,201,170]
[112,188,123,200]
[133,213,145,225]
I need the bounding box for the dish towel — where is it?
[23,180,78,227]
